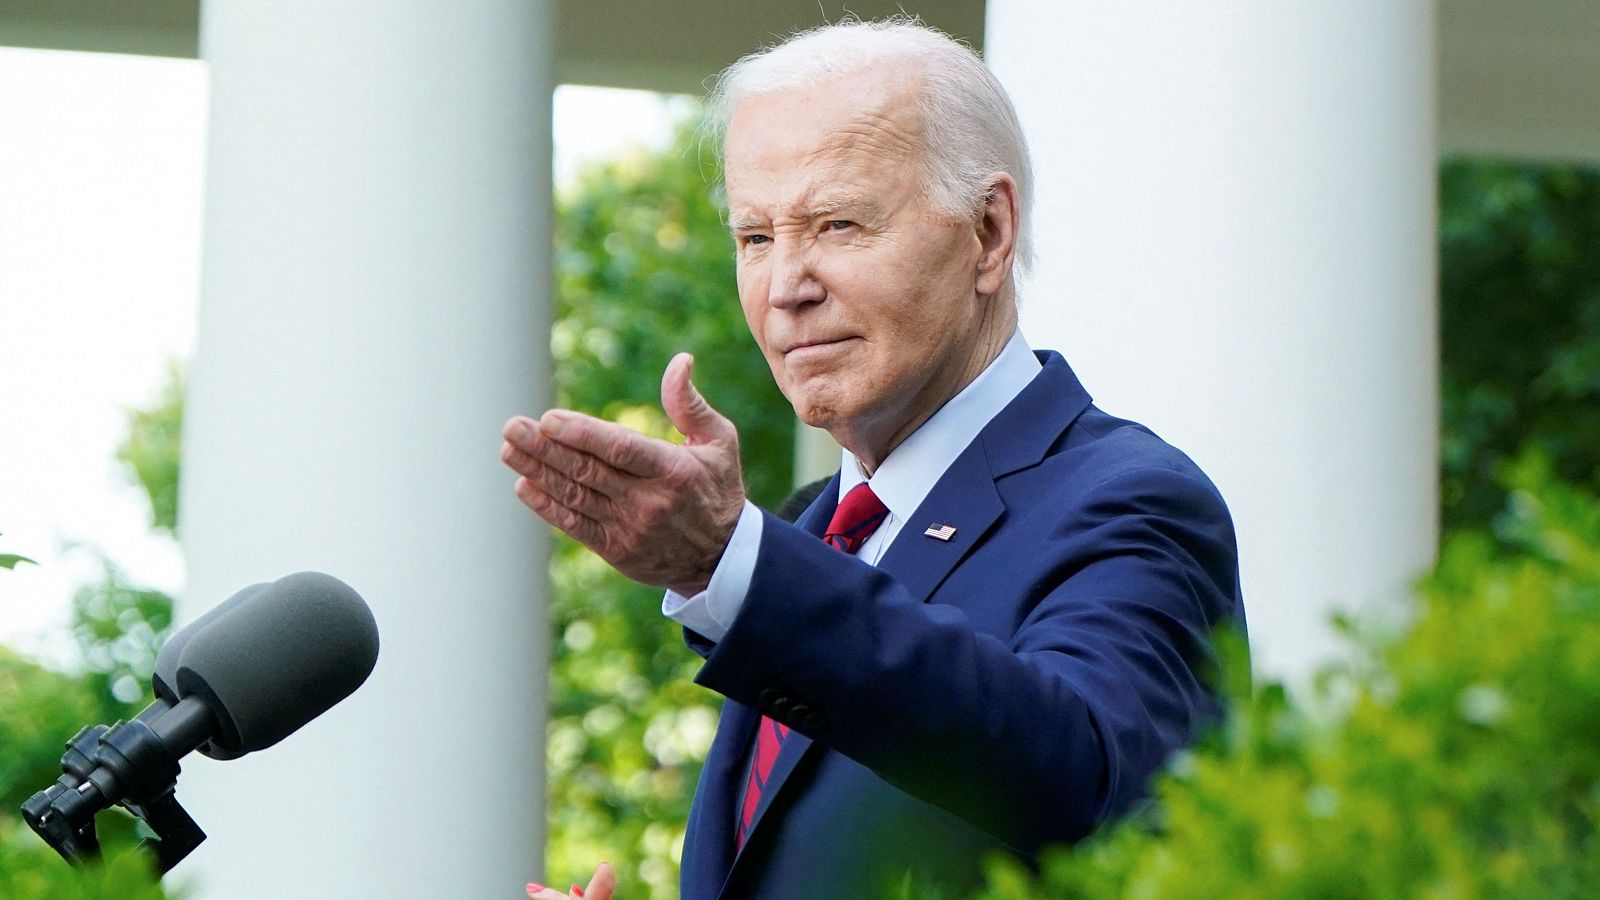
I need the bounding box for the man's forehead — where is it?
[723,81,923,223]
[725,68,921,161]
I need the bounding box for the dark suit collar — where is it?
[982,350,1094,477]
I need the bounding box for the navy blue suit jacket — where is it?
[679,352,1244,899]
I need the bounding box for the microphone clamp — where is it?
[20,695,215,873]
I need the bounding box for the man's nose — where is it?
[766,239,826,309]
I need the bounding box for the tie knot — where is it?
[824,483,888,555]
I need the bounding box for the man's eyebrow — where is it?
[807,193,878,217]
[727,194,880,232]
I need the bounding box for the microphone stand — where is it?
[20,695,214,873]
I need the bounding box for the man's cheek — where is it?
[736,284,766,331]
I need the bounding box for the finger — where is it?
[539,410,673,478]
[520,456,615,520]
[661,353,735,446]
[504,418,629,495]
[585,862,617,900]
[501,439,535,474]
[505,434,632,502]
[514,477,607,547]
[525,883,565,900]
[499,413,550,454]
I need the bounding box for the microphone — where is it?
[20,572,380,872]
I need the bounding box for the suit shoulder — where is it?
[1051,406,1216,488]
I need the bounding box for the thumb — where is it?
[585,862,617,900]
[661,352,733,445]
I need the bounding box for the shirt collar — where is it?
[839,329,1041,520]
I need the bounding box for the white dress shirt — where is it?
[662,329,1041,642]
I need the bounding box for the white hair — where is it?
[708,16,1035,274]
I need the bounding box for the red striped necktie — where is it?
[736,482,889,850]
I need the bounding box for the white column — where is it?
[985,3,1438,682]
[179,2,552,897]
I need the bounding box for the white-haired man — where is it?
[506,19,1244,900]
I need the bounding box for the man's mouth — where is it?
[783,337,854,354]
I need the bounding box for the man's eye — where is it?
[745,234,771,246]
[826,220,854,231]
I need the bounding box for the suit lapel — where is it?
[741,724,814,854]
[870,352,1094,600]
[876,440,1005,601]
[687,699,755,895]
[721,479,837,877]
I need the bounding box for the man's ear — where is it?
[974,172,1020,297]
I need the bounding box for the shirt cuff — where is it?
[661,499,764,643]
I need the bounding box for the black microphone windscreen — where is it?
[173,572,379,758]
[152,582,269,704]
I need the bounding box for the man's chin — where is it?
[793,400,842,432]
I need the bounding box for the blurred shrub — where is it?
[71,560,175,713]
[0,648,104,817]
[0,648,165,898]
[117,361,184,538]
[977,453,1600,899]
[1440,160,1600,533]
[0,822,168,900]
[543,114,795,897]
[0,365,182,896]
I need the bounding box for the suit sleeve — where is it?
[689,464,1241,854]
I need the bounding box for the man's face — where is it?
[723,69,995,462]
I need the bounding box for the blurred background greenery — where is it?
[2,113,1597,896]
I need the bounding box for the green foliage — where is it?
[0,647,104,815]
[117,360,185,537]
[0,531,36,570]
[0,822,168,900]
[0,365,183,896]
[0,649,166,895]
[543,114,796,896]
[0,554,35,570]
[1440,160,1600,533]
[976,455,1600,899]
[75,361,183,716]
[72,560,175,716]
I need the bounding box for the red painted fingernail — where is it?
[572,885,585,897]
[526,884,544,894]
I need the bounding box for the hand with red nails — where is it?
[526,861,615,900]
[501,353,745,596]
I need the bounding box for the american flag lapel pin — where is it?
[923,522,957,541]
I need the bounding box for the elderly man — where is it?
[505,18,1243,900]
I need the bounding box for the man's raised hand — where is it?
[500,353,746,596]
